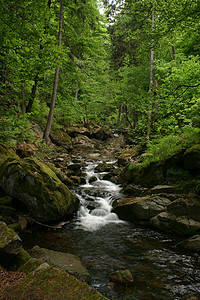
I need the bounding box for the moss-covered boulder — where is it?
[184,145,200,171]
[113,196,170,223]
[9,248,31,271]
[120,162,165,187]
[50,131,73,150]
[28,245,91,283]
[0,221,22,267]
[1,263,108,300]
[0,144,79,222]
[18,258,44,274]
[109,269,134,286]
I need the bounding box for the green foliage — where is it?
[142,126,200,165]
[0,114,35,146]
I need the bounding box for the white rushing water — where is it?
[75,162,124,232]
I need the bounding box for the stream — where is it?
[22,159,200,300]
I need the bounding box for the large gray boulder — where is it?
[113,196,170,223]
[28,245,91,283]
[150,197,200,236]
[0,221,22,267]
[0,143,79,223]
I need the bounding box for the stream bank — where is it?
[0,124,200,299]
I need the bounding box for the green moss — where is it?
[9,248,31,271]
[2,265,108,300]
[18,258,43,274]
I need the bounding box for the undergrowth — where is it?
[141,126,200,166]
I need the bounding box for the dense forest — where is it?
[0,0,199,149]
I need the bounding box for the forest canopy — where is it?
[0,0,199,146]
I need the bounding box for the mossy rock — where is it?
[0,149,79,222]
[8,223,21,232]
[121,161,165,187]
[9,248,31,271]
[0,221,22,267]
[46,162,75,186]
[1,264,108,300]
[50,131,73,150]
[28,245,91,284]
[18,258,43,274]
[184,144,200,171]
[109,269,134,285]
[0,205,16,216]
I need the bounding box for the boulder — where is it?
[9,248,31,270]
[150,212,200,236]
[177,235,200,252]
[50,131,73,150]
[18,258,44,274]
[0,221,22,267]
[1,263,108,300]
[28,245,91,283]
[120,162,165,187]
[113,196,170,223]
[109,269,134,285]
[73,135,96,149]
[16,142,34,158]
[118,148,137,166]
[0,144,79,223]
[91,127,112,141]
[184,145,200,171]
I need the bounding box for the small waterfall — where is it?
[75,162,124,232]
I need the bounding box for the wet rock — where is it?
[113,196,170,223]
[150,212,200,236]
[109,269,134,285]
[50,131,73,150]
[2,264,108,300]
[18,216,27,232]
[0,144,79,223]
[28,245,91,284]
[0,221,22,267]
[177,235,200,252]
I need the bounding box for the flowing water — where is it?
[22,160,200,300]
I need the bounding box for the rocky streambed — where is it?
[0,125,200,299]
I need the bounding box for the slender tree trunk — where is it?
[26,77,38,113]
[75,82,78,104]
[43,0,64,144]
[118,105,122,123]
[147,2,155,140]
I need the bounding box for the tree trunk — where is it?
[147,2,155,140]
[43,0,64,144]
[26,77,38,113]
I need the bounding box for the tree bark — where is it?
[26,77,38,113]
[43,0,64,144]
